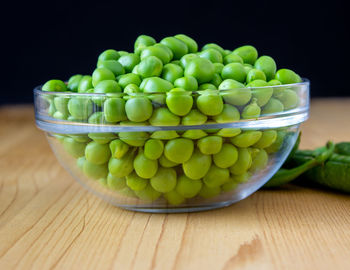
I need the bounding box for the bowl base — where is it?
[119,200,236,213]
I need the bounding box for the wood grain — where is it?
[0,99,349,270]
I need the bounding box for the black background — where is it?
[3,0,349,104]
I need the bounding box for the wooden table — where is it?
[0,99,349,270]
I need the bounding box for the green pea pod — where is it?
[335,142,350,156]
[264,141,335,188]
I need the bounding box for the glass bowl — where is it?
[34,80,309,212]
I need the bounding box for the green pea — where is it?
[254,56,276,81]
[69,134,91,143]
[140,77,174,93]
[98,49,120,62]
[119,131,149,146]
[161,63,184,83]
[171,60,181,66]
[182,130,207,139]
[261,98,284,114]
[85,141,110,165]
[68,97,93,120]
[250,149,268,172]
[268,79,282,86]
[247,80,273,106]
[108,150,135,178]
[118,51,128,57]
[135,184,161,201]
[109,139,129,159]
[103,97,127,123]
[118,53,140,73]
[203,121,221,134]
[134,35,156,52]
[229,148,252,175]
[117,73,142,88]
[94,80,121,96]
[42,79,67,92]
[150,167,177,193]
[83,159,108,180]
[197,136,223,155]
[134,150,158,178]
[233,172,251,184]
[53,111,68,120]
[53,96,69,115]
[132,64,139,74]
[243,63,253,74]
[202,43,225,56]
[221,63,247,83]
[78,75,93,93]
[219,80,251,106]
[159,154,179,168]
[213,104,240,123]
[151,130,179,140]
[149,107,180,126]
[232,45,258,65]
[231,131,262,148]
[125,97,153,122]
[216,128,242,138]
[48,100,56,116]
[275,69,302,84]
[164,138,194,163]
[241,98,261,119]
[164,190,185,205]
[161,37,188,60]
[246,68,266,83]
[196,91,224,116]
[221,177,239,192]
[88,112,109,124]
[180,53,199,69]
[223,49,232,56]
[174,34,198,53]
[185,58,215,84]
[199,49,223,64]
[203,165,230,188]
[107,173,126,190]
[182,109,207,125]
[63,137,86,158]
[223,53,244,65]
[209,73,223,88]
[123,84,141,95]
[198,83,217,90]
[137,55,163,78]
[183,149,212,180]
[275,89,299,110]
[213,63,224,74]
[166,88,193,116]
[253,130,277,148]
[97,60,125,77]
[67,74,83,92]
[198,184,221,199]
[92,68,115,87]
[213,143,238,168]
[88,133,117,144]
[174,76,198,91]
[77,156,85,170]
[264,130,286,154]
[176,175,202,198]
[144,139,164,160]
[153,43,174,60]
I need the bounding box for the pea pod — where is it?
[264,141,335,188]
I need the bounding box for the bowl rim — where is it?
[33,79,310,97]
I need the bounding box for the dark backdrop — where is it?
[3,0,349,104]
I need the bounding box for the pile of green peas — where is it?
[42,34,302,205]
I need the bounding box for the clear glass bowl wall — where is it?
[34,81,309,212]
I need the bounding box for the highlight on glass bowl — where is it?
[34,34,309,212]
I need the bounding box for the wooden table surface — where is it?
[0,99,349,270]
